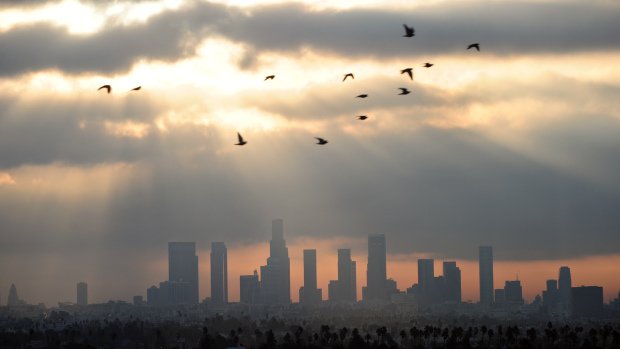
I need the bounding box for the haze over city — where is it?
[1,0,619,314]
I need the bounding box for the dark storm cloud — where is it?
[1,1,620,76]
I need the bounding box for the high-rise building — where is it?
[7,284,19,306]
[571,286,604,318]
[479,246,494,305]
[210,242,228,304]
[418,259,434,287]
[260,219,291,304]
[240,271,260,304]
[299,249,322,306]
[168,242,199,304]
[543,279,559,314]
[443,261,462,303]
[76,282,88,306]
[363,234,388,301]
[330,248,357,302]
[558,266,572,314]
[504,280,524,305]
[147,285,159,306]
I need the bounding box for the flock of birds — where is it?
[97,24,480,147]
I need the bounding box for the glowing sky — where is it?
[0,0,619,306]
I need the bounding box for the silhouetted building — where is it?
[443,261,462,303]
[147,285,159,306]
[504,280,524,305]
[494,289,505,305]
[240,271,260,304]
[76,282,88,306]
[299,249,322,306]
[210,242,228,304]
[259,219,291,305]
[363,234,388,301]
[542,279,559,314]
[7,284,19,306]
[168,242,199,304]
[571,286,604,318]
[416,259,435,305]
[558,266,572,315]
[329,249,356,302]
[133,295,144,306]
[479,246,494,305]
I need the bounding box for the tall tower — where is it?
[336,248,353,302]
[7,284,19,306]
[558,266,572,314]
[210,242,228,304]
[168,242,199,304]
[76,282,88,306]
[418,259,435,287]
[443,261,462,303]
[479,246,494,305]
[299,249,322,305]
[364,234,388,301]
[260,219,291,304]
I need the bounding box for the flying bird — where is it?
[423,62,434,68]
[130,86,141,91]
[98,85,111,94]
[400,68,413,80]
[398,87,411,95]
[467,43,480,51]
[402,24,415,37]
[343,73,354,82]
[235,132,247,146]
[357,115,368,120]
[356,94,368,98]
[264,75,275,80]
[315,137,328,145]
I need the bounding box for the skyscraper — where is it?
[351,260,357,302]
[260,219,291,304]
[558,266,572,314]
[364,234,388,301]
[76,282,88,306]
[240,271,260,304]
[338,249,353,301]
[479,246,494,305]
[7,284,19,306]
[210,242,228,304]
[504,280,524,304]
[543,279,559,314]
[443,261,462,303]
[418,259,435,287]
[168,242,199,304]
[299,249,322,306]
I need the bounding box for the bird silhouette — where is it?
[315,137,328,145]
[130,86,141,91]
[264,75,275,80]
[98,85,111,94]
[400,68,413,80]
[423,63,434,68]
[467,43,480,51]
[356,94,368,98]
[403,24,415,37]
[235,132,247,146]
[398,88,411,95]
[357,115,368,120]
[343,73,354,82]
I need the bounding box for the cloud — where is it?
[0,172,16,185]
[1,1,619,76]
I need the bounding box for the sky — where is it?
[0,0,619,306]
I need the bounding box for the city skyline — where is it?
[1,0,620,310]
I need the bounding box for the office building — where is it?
[299,249,322,306]
[168,242,199,304]
[260,219,291,304]
[479,246,494,305]
[76,282,88,306]
[240,271,260,304]
[558,266,572,315]
[504,280,524,305]
[443,261,462,303]
[210,242,228,304]
[7,284,19,306]
[363,234,388,301]
[543,279,559,314]
[571,286,604,318]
